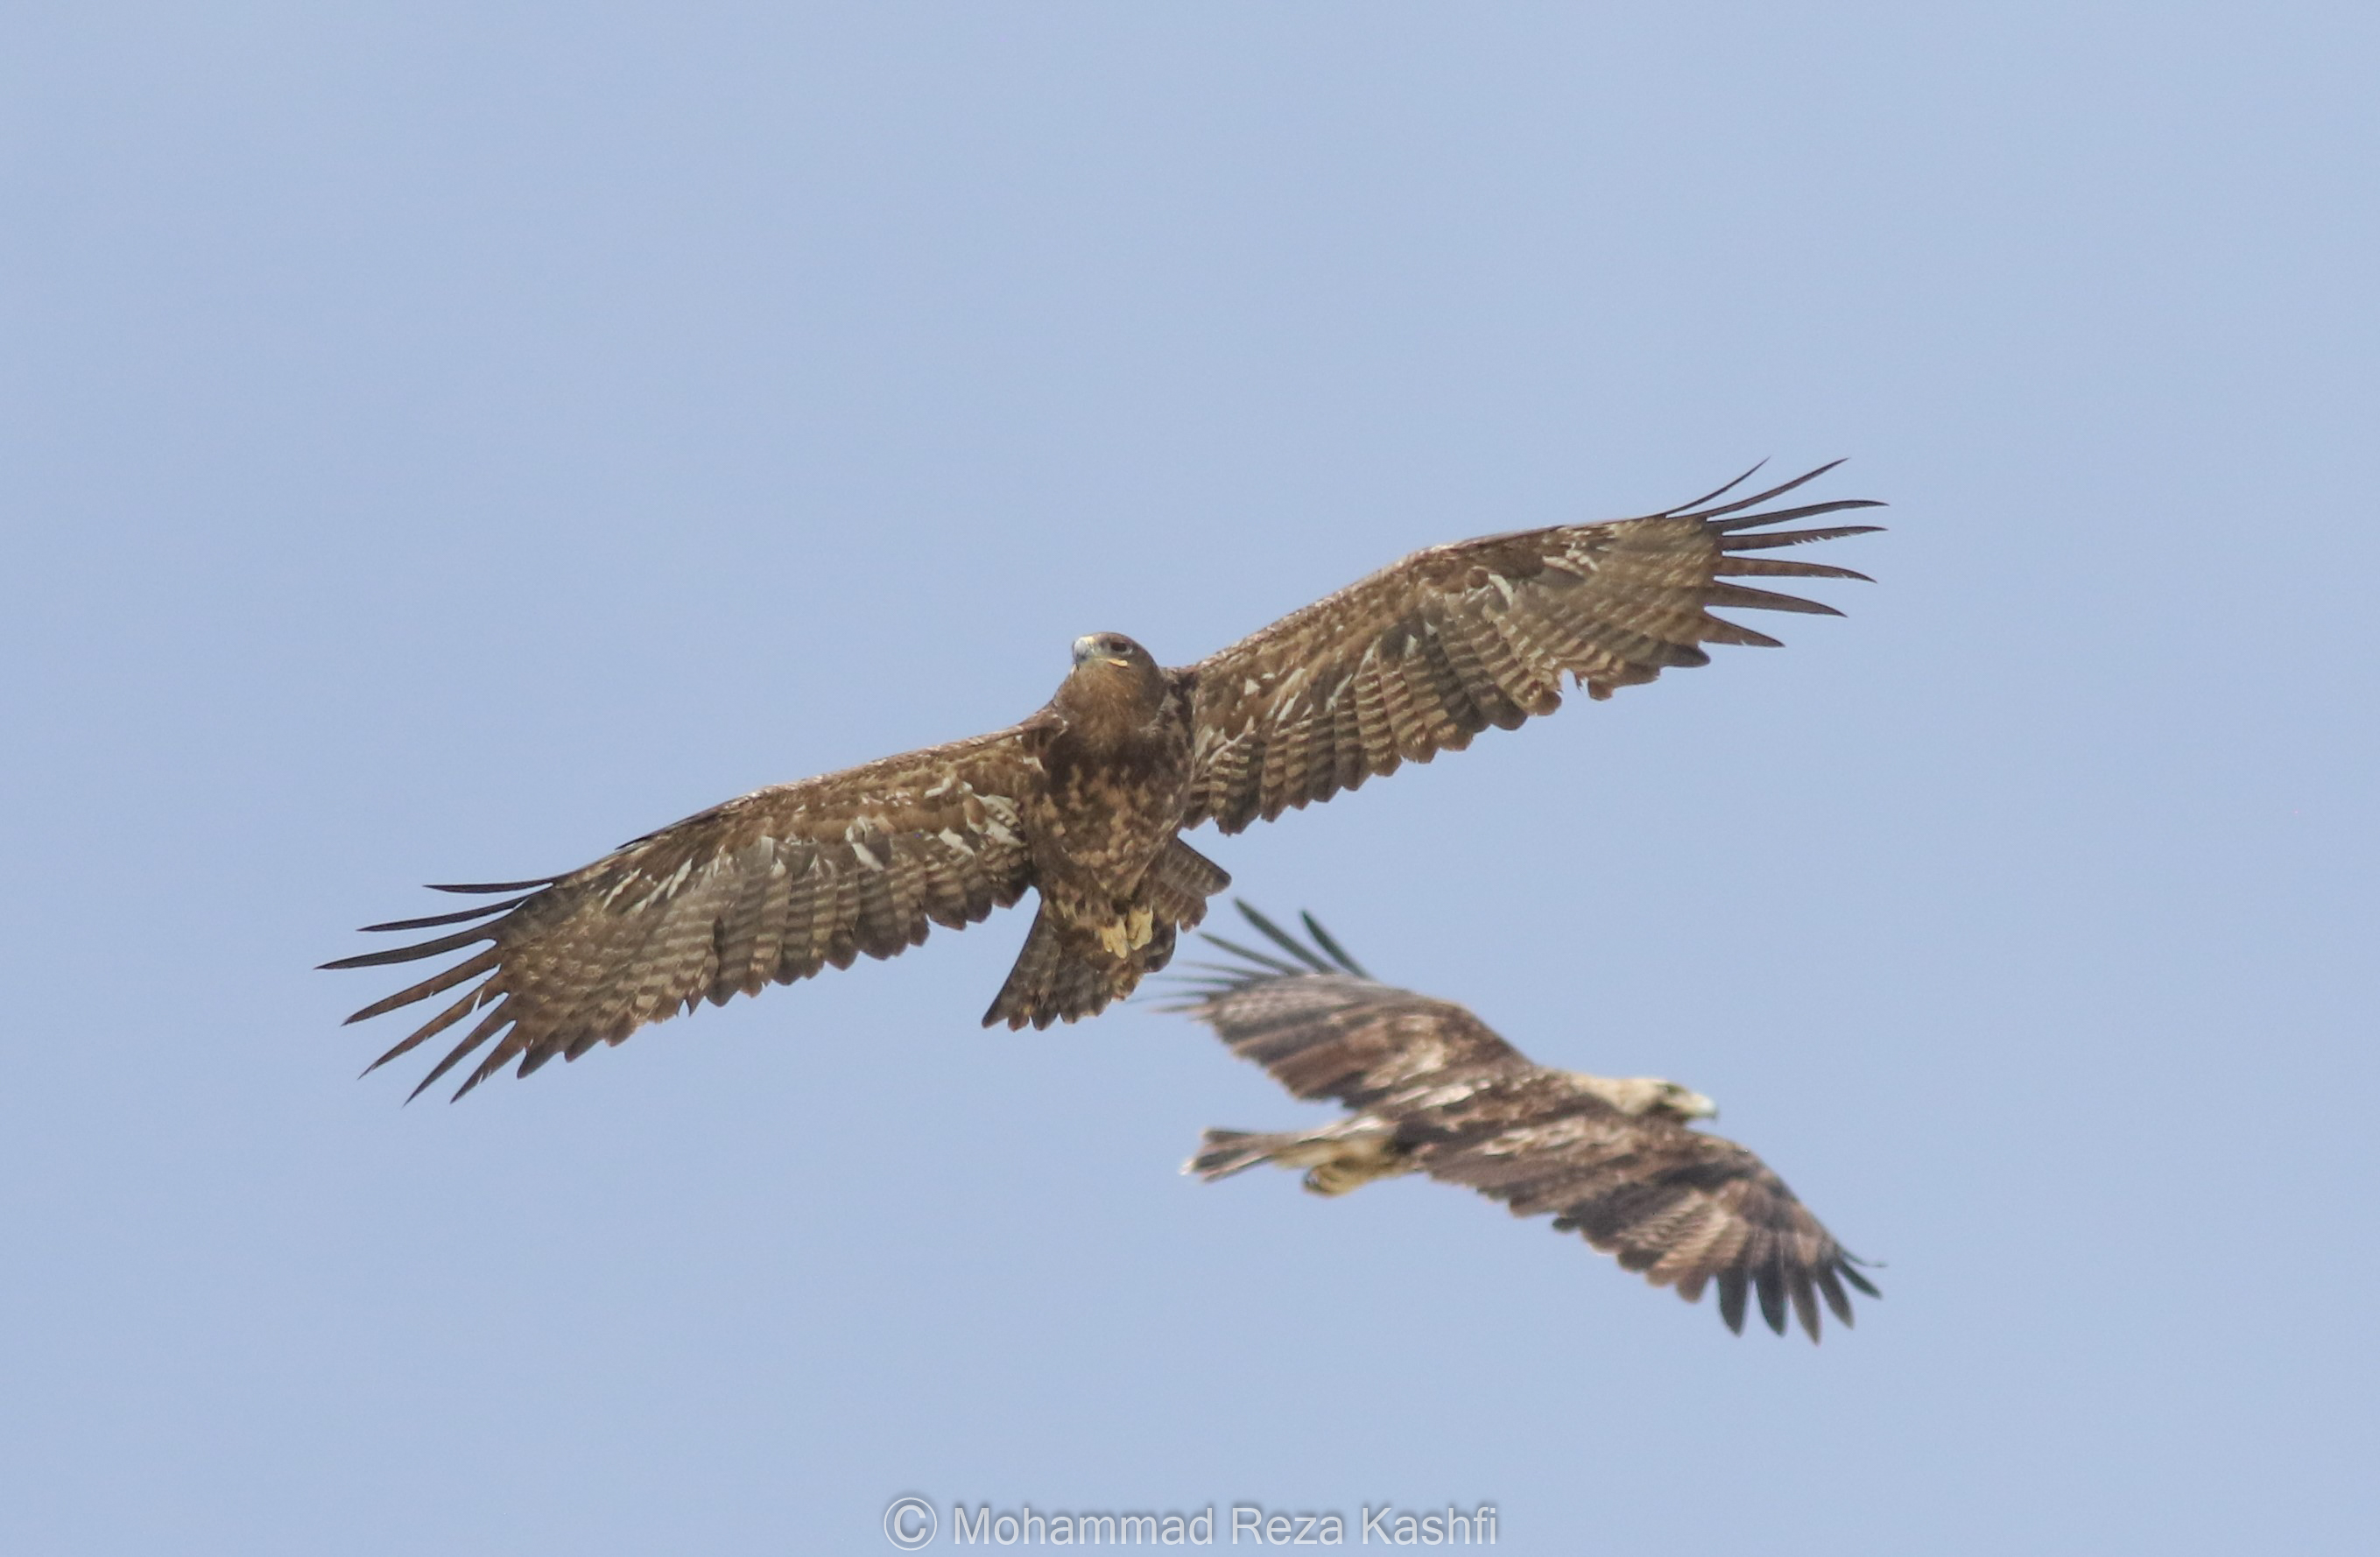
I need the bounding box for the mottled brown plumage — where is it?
[1179,462,1880,832]
[996,633,1203,1028]
[1175,905,1878,1341]
[328,462,1877,1099]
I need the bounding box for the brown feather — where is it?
[1180,465,1879,831]
[336,729,1044,1098]
[1174,905,1877,1341]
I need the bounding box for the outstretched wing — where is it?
[1167,903,1529,1108]
[326,727,1046,1100]
[1408,1103,1877,1341]
[1180,462,1881,832]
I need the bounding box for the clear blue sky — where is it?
[6,4,2375,1553]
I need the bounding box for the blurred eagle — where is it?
[1175,905,1878,1341]
[329,464,1879,1099]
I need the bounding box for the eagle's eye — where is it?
[1076,634,1138,665]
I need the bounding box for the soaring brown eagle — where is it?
[1175,905,1879,1341]
[329,464,1879,1099]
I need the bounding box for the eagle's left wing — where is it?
[327,725,1046,1100]
[1407,1103,1878,1341]
[1178,463,1880,833]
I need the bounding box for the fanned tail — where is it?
[983,843,1227,1030]
[983,903,1177,1031]
[1185,1127,1292,1181]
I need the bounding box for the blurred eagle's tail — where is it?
[1186,1128,1294,1181]
[1185,1120,1410,1195]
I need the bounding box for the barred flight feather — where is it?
[326,733,1043,1099]
[1184,461,1878,830]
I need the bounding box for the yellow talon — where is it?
[1126,907,1154,949]
[1097,921,1133,960]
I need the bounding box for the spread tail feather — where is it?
[983,845,1225,1031]
[1186,1127,1292,1181]
[983,903,1176,1030]
[1186,1121,1411,1194]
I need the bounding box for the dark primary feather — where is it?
[1176,904,1878,1340]
[323,728,1046,1100]
[1180,462,1880,832]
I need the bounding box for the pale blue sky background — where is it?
[5,4,2376,1553]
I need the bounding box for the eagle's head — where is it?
[1057,632,1171,726]
[1071,631,1158,673]
[1585,1074,1719,1122]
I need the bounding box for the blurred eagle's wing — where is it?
[1409,1096,1879,1341]
[1170,908,1531,1108]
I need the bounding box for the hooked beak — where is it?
[1679,1091,1719,1121]
[1072,634,1128,667]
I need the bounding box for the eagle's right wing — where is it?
[1179,463,1880,833]
[326,725,1047,1100]
[1167,903,1529,1108]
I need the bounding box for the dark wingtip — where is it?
[1234,902,1336,974]
[1194,932,1305,978]
[363,1042,435,1104]
[356,895,534,933]
[1716,1269,1750,1335]
[1667,459,1772,515]
[1297,912,1371,979]
[359,1035,423,1090]
[318,925,495,970]
[419,1061,478,1109]
[1683,459,1845,521]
